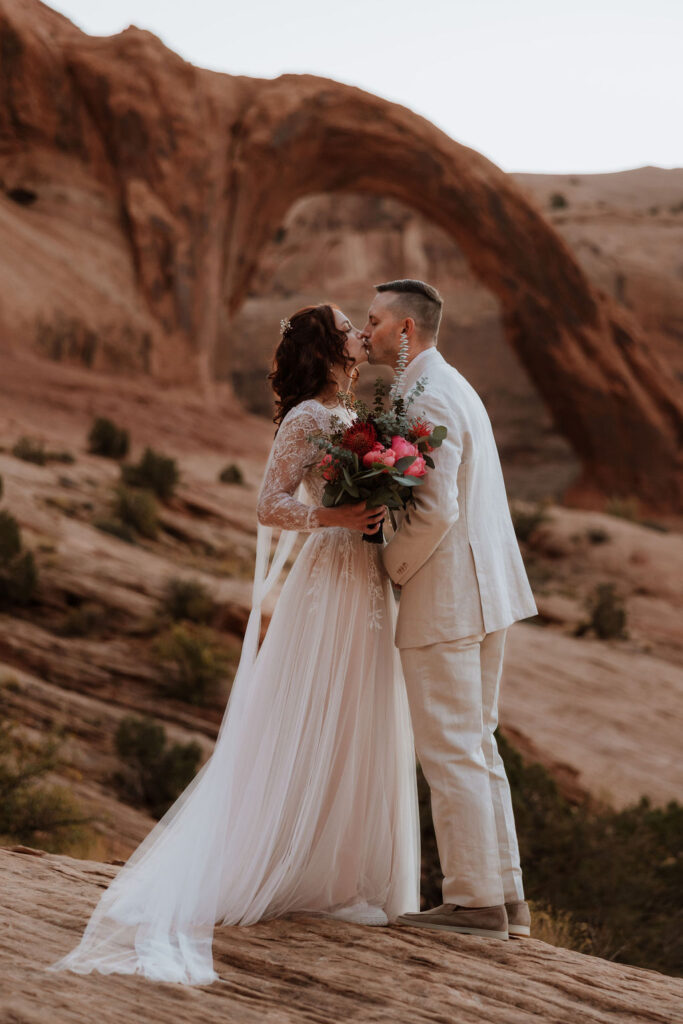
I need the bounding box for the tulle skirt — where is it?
[46,526,421,985]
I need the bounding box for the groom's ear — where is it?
[403,316,416,337]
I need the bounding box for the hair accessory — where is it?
[280,317,291,335]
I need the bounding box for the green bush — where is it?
[153,623,230,705]
[510,502,549,543]
[58,602,107,637]
[11,437,74,466]
[113,486,158,539]
[93,517,136,544]
[575,582,628,639]
[160,577,214,625]
[88,417,130,459]
[12,436,47,465]
[0,720,91,852]
[0,510,37,609]
[418,732,683,975]
[0,510,21,563]
[121,448,179,500]
[113,715,201,818]
[219,463,245,485]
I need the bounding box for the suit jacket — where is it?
[381,347,538,649]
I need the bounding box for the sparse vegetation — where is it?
[113,485,159,539]
[121,447,179,500]
[419,733,683,975]
[58,601,108,637]
[510,501,550,543]
[0,498,37,609]
[113,715,202,818]
[11,436,75,466]
[88,417,130,459]
[160,577,214,625]
[549,192,568,209]
[606,495,640,521]
[93,517,136,544]
[586,526,610,544]
[575,582,628,639]
[153,623,232,705]
[0,718,92,852]
[219,463,245,485]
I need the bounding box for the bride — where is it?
[46,303,420,986]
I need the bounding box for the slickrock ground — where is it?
[2,847,682,1024]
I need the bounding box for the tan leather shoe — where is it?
[505,899,531,937]
[397,903,508,939]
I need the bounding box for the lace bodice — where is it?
[256,399,355,531]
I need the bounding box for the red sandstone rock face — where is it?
[0,0,681,509]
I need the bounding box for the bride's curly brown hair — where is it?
[268,304,356,429]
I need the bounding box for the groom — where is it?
[361,279,538,941]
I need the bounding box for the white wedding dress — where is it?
[46,398,420,986]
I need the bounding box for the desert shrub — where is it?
[0,510,21,563]
[0,720,92,852]
[606,495,640,521]
[93,517,136,544]
[575,582,627,639]
[586,527,610,544]
[113,486,158,539]
[219,463,245,485]
[160,577,214,625]
[12,436,47,465]
[11,437,74,466]
[88,416,130,459]
[121,447,178,500]
[550,192,568,209]
[113,715,201,818]
[0,509,37,609]
[419,732,683,975]
[153,623,230,705]
[58,601,108,637]
[510,502,549,543]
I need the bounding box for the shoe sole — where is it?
[397,916,508,939]
[508,925,531,937]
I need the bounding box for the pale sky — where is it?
[47,0,682,174]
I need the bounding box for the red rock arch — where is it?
[1,1,681,509]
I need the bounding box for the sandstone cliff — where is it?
[0,0,682,508]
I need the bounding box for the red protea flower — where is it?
[340,421,378,457]
[408,418,434,451]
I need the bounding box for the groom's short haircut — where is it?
[375,279,443,338]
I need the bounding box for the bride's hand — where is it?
[317,502,386,533]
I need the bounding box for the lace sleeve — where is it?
[256,406,324,531]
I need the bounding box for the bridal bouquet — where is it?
[308,340,447,543]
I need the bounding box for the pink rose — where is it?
[362,443,396,469]
[390,435,418,460]
[404,454,427,477]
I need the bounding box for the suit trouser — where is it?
[400,627,524,907]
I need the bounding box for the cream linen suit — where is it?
[382,346,537,908]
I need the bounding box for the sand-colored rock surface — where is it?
[0,0,681,507]
[2,847,682,1024]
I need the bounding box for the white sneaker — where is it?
[327,902,388,926]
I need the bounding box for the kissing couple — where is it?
[47,279,538,986]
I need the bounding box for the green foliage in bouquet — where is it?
[307,337,447,531]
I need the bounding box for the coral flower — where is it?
[390,436,418,460]
[408,418,434,452]
[319,453,339,482]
